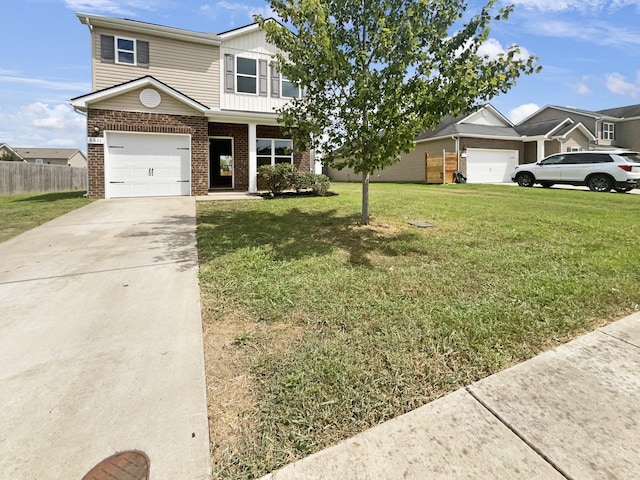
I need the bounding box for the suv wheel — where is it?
[587,174,613,192]
[516,172,535,187]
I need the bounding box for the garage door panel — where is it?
[106,133,191,198]
[466,148,519,183]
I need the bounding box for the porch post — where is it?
[537,139,545,161]
[248,122,257,193]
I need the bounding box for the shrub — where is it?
[258,165,331,196]
[258,163,296,195]
[292,172,316,193]
[310,174,331,196]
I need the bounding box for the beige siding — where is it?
[545,140,561,156]
[92,87,203,116]
[561,129,590,152]
[615,119,640,150]
[327,138,456,183]
[523,142,537,163]
[93,26,219,108]
[68,152,88,168]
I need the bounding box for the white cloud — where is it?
[477,39,532,61]
[568,77,592,95]
[0,103,86,149]
[528,19,640,47]
[511,0,640,12]
[0,75,90,92]
[508,103,540,123]
[605,72,639,97]
[199,2,277,25]
[64,0,160,16]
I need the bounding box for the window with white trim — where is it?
[237,57,257,94]
[281,75,300,98]
[567,146,581,152]
[116,37,136,65]
[257,139,293,167]
[602,122,615,140]
[35,159,43,164]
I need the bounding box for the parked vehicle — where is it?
[511,151,640,192]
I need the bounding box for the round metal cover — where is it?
[82,450,149,480]
[139,88,161,108]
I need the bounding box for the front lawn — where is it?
[197,183,639,479]
[0,191,91,243]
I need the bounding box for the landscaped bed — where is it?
[197,182,640,479]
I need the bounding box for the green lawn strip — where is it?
[197,183,640,479]
[0,191,91,243]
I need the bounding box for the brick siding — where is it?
[209,122,249,190]
[86,109,208,198]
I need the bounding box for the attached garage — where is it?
[105,132,191,198]
[465,148,519,183]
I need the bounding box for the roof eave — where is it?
[76,12,221,46]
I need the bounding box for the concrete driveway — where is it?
[0,198,210,479]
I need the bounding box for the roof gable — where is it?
[69,76,210,112]
[415,105,519,141]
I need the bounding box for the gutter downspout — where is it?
[452,135,459,173]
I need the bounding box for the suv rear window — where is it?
[615,152,640,163]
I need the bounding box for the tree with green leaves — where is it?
[257,0,540,224]
[0,150,23,162]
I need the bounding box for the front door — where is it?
[209,138,233,189]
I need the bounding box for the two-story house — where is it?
[516,104,640,162]
[70,13,311,199]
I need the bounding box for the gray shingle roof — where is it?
[14,148,83,160]
[596,104,640,118]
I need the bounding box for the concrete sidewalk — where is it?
[262,312,640,479]
[0,198,210,479]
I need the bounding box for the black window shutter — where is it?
[271,62,280,98]
[258,60,268,97]
[101,35,115,63]
[225,54,235,93]
[137,40,149,67]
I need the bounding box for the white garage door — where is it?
[105,132,191,198]
[466,148,519,183]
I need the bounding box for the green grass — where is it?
[0,191,91,243]
[197,183,640,479]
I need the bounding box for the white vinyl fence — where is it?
[0,161,87,195]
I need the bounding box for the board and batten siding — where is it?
[92,87,204,117]
[93,26,220,108]
[221,29,297,113]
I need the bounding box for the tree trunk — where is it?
[361,170,370,225]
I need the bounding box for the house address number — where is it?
[87,137,105,144]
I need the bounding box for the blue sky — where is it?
[1,0,639,151]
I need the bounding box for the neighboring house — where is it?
[13,148,87,168]
[327,104,524,184]
[327,102,640,184]
[515,104,640,161]
[70,13,311,199]
[0,143,25,162]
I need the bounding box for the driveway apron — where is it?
[0,197,210,479]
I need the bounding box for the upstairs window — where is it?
[100,35,149,67]
[281,75,300,98]
[237,57,257,94]
[602,122,615,140]
[116,37,136,64]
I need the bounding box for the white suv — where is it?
[511,151,640,192]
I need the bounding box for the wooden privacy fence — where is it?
[0,161,88,195]
[425,151,458,184]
